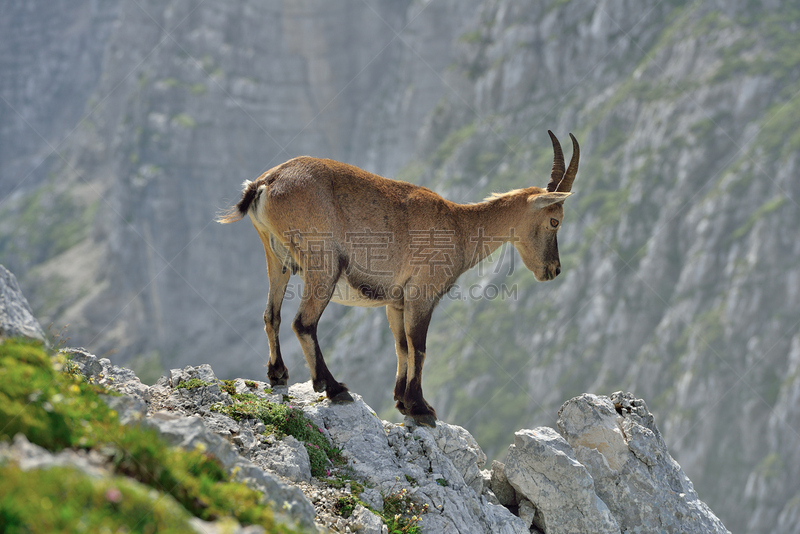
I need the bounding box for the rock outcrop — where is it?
[0,267,728,532]
[0,264,46,342]
[504,427,619,533]
[558,393,729,534]
[56,351,730,533]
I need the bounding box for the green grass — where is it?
[0,464,194,534]
[0,339,303,533]
[211,393,341,477]
[175,377,211,390]
[325,471,367,496]
[220,379,237,396]
[333,495,359,519]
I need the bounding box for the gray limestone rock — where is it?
[13,338,731,534]
[0,434,109,478]
[188,518,266,534]
[66,348,105,377]
[489,460,517,507]
[505,427,619,534]
[231,458,317,531]
[288,381,528,534]
[0,265,45,343]
[517,498,537,530]
[203,411,241,437]
[202,412,263,461]
[101,394,147,426]
[431,421,487,494]
[162,365,233,415]
[16,325,747,534]
[558,393,730,534]
[142,411,241,471]
[253,436,312,483]
[169,364,219,388]
[359,488,384,513]
[63,348,149,400]
[350,505,386,534]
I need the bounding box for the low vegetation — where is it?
[0,339,302,533]
[174,377,210,390]
[210,392,341,477]
[381,485,428,534]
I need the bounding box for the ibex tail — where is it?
[217,180,261,224]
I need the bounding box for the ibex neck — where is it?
[455,190,533,271]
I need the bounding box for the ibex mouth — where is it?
[536,266,561,281]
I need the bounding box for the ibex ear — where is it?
[528,191,571,210]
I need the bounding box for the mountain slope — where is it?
[367,2,800,532]
[2,1,799,531]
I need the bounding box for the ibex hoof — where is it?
[312,379,327,393]
[330,390,354,403]
[395,400,409,415]
[411,413,437,428]
[267,366,288,387]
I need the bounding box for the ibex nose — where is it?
[555,266,561,277]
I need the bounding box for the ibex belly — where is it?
[329,277,389,308]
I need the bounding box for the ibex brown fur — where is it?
[219,131,579,427]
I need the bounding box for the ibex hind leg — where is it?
[261,234,291,387]
[387,305,410,415]
[292,270,353,403]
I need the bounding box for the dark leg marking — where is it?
[402,304,437,427]
[292,268,353,404]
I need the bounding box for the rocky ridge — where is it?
[1,266,728,534]
[0,265,45,342]
[18,350,728,534]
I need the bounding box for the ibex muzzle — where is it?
[219,131,579,427]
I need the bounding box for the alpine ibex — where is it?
[219,131,579,427]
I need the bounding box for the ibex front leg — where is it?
[387,305,410,415]
[293,269,353,403]
[402,302,437,427]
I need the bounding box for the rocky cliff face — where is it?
[2,1,799,532]
[0,0,480,377]
[394,4,800,533]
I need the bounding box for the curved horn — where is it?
[556,133,580,192]
[546,130,565,192]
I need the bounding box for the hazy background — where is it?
[2,1,800,531]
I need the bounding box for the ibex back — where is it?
[219,131,579,427]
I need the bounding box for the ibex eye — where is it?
[550,218,559,228]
